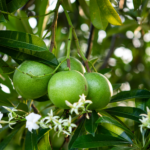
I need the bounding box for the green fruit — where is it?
[13,61,54,99]
[84,72,113,110]
[50,129,65,148]
[48,70,88,109]
[58,57,85,74]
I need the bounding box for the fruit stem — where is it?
[61,2,91,72]
[15,58,67,78]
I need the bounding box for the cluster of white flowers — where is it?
[65,94,92,115]
[139,107,150,133]
[0,94,92,136]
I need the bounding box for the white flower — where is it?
[25,113,41,132]
[57,128,70,137]
[65,101,83,115]
[0,112,3,128]
[43,109,59,124]
[63,116,77,133]
[79,94,86,101]
[53,118,64,131]
[139,107,150,132]
[39,119,49,129]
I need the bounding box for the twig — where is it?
[21,0,35,10]
[49,2,60,52]
[31,103,40,114]
[100,34,117,69]
[85,24,95,59]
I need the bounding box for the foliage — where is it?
[0,0,150,150]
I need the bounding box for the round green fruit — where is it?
[48,70,88,109]
[49,129,65,148]
[84,72,113,110]
[13,61,54,99]
[58,56,85,74]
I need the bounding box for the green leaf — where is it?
[0,0,8,20]
[88,57,98,69]
[69,118,85,150]
[104,106,146,122]
[133,0,142,10]
[63,0,73,11]
[72,134,129,148]
[34,95,49,102]
[96,116,134,138]
[0,46,58,66]
[16,103,29,115]
[25,130,38,150]
[37,128,51,142]
[0,31,48,51]
[112,84,122,91]
[99,68,112,74]
[89,0,108,29]
[37,0,49,38]
[85,110,99,136]
[110,89,150,103]
[0,124,23,150]
[38,131,52,150]
[78,0,90,18]
[97,0,122,25]
[0,58,14,78]
[0,97,14,107]
[6,0,28,13]
[110,146,134,150]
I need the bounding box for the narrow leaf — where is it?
[85,110,99,136]
[0,31,48,51]
[0,46,58,66]
[99,68,112,74]
[0,0,8,20]
[72,134,129,148]
[90,0,108,29]
[69,118,85,149]
[104,106,146,122]
[97,0,122,25]
[37,128,51,142]
[111,89,150,103]
[63,0,73,11]
[25,130,38,150]
[133,0,142,10]
[112,84,122,91]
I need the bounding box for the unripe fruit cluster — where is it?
[13,57,113,110]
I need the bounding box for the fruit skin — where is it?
[84,72,113,110]
[58,56,85,74]
[49,129,65,148]
[13,61,54,99]
[48,70,88,109]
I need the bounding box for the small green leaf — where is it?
[38,131,52,150]
[104,106,146,122]
[133,0,143,10]
[0,124,23,150]
[25,130,38,150]
[112,84,122,91]
[85,110,99,136]
[37,128,51,142]
[99,68,112,74]
[63,0,73,11]
[0,46,58,66]
[88,57,98,69]
[0,97,14,107]
[69,118,85,150]
[111,89,150,103]
[0,31,48,51]
[97,0,122,25]
[72,134,129,148]
[6,0,28,13]
[90,0,108,29]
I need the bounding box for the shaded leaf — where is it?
[69,117,85,150]
[63,0,73,11]
[99,68,112,74]
[85,110,99,136]
[0,0,8,20]
[72,134,129,148]
[112,84,122,91]
[38,131,52,150]
[97,0,122,25]
[0,46,58,66]
[37,128,51,142]
[110,89,150,103]
[133,0,142,10]
[89,0,108,29]
[0,31,48,51]
[25,130,38,150]
[34,95,49,102]
[96,116,134,138]
[0,97,14,107]
[104,106,146,122]
[6,0,28,13]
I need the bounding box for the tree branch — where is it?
[49,2,60,52]
[85,24,95,59]
[100,34,117,69]
[31,103,40,114]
